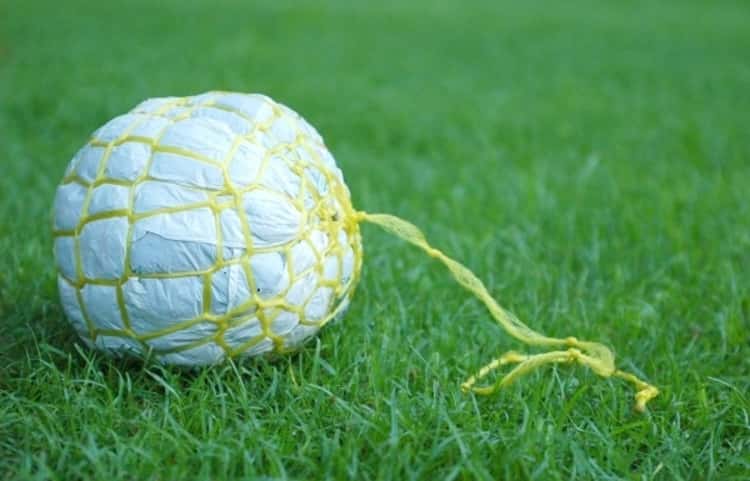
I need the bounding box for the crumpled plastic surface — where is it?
[53,92,362,365]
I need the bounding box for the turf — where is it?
[1,0,749,479]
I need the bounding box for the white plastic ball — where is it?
[52,91,363,365]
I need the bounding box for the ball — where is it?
[52,91,363,365]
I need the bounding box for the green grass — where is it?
[1,0,749,479]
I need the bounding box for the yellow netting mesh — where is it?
[54,93,363,359]
[54,91,658,411]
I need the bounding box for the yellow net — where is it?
[53,91,658,411]
[54,93,363,363]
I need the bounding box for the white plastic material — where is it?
[53,92,361,365]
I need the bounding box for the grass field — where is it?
[1,0,749,479]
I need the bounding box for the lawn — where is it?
[1,0,749,479]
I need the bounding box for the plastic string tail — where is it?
[354,211,659,412]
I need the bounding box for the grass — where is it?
[1,0,749,479]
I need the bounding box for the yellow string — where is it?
[355,211,659,412]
